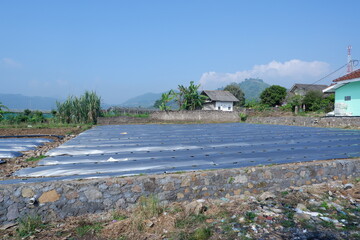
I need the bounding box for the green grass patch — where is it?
[76,222,103,237]
[244,211,256,223]
[280,219,295,228]
[175,214,208,229]
[112,211,128,221]
[17,214,45,238]
[281,191,289,196]
[26,155,47,162]
[190,227,212,240]
[319,220,335,228]
[228,176,235,184]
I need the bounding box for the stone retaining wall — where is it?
[1,159,359,226]
[246,116,360,128]
[97,116,152,125]
[150,110,240,122]
[97,111,241,125]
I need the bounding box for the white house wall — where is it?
[215,101,234,111]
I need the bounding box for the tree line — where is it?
[153,82,334,113]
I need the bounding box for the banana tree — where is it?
[159,90,175,111]
[178,81,208,110]
[0,102,9,119]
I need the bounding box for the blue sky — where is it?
[1,0,359,104]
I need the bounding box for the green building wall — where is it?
[335,81,360,116]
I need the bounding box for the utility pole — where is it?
[347,45,353,73]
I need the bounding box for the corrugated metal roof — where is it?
[333,69,360,82]
[201,90,239,102]
[289,84,328,93]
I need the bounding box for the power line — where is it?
[311,60,359,85]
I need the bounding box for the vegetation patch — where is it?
[25,155,47,162]
[17,214,45,238]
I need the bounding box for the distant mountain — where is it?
[121,92,162,108]
[218,78,270,101]
[239,78,270,101]
[0,93,59,111]
[0,93,112,111]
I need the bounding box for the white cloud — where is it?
[1,58,22,68]
[199,59,331,89]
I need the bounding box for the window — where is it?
[345,96,351,101]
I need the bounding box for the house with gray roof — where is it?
[289,84,329,96]
[201,90,239,111]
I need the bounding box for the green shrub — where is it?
[17,214,45,237]
[239,113,247,122]
[190,227,211,240]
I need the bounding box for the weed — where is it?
[175,214,207,229]
[112,211,127,221]
[190,227,211,240]
[221,223,233,232]
[76,222,103,237]
[350,233,360,239]
[281,191,289,196]
[137,195,163,218]
[26,155,47,162]
[228,176,235,184]
[245,211,256,223]
[320,201,329,210]
[117,236,128,240]
[319,220,335,228]
[132,195,163,231]
[281,219,295,228]
[299,219,316,230]
[17,214,45,237]
[239,113,248,122]
[167,205,183,214]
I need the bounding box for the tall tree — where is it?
[260,85,287,107]
[224,83,245,107]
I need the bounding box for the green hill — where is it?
[239,78,270,101]
[219,79,270,101]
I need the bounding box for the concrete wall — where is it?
[1,158,359,226]
[246,116,360,128]
[150,110,240,122]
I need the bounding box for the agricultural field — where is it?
[1,122,360,240]
[2,123,360,183]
